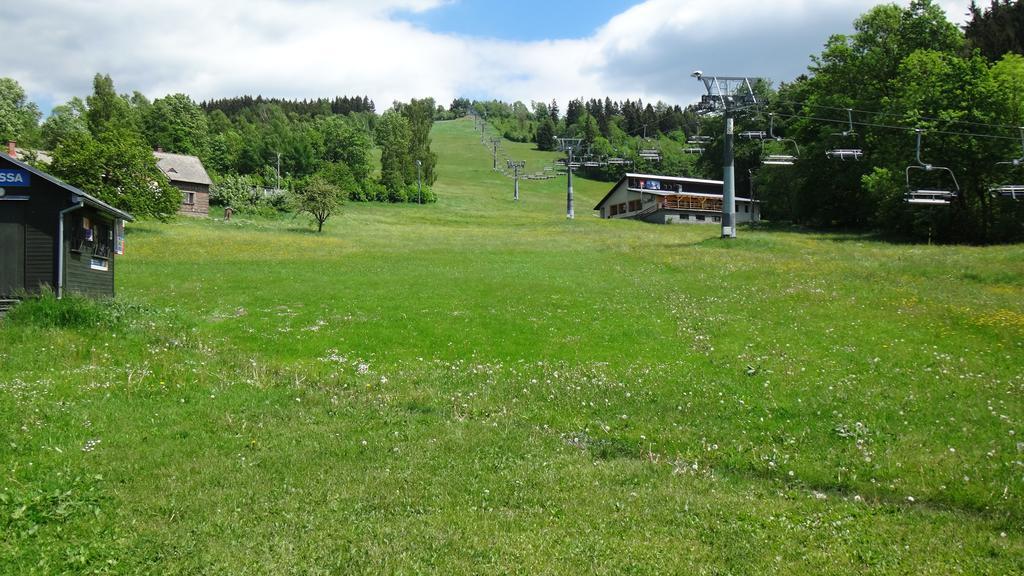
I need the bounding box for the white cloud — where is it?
[0,0,974,114]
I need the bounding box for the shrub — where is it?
[210,174,289,215]
[2,288,140,329]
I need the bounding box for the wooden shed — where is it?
[0,153,133,299]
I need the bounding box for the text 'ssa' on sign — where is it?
[0,169,30,188]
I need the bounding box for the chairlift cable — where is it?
[764,96,1024,133]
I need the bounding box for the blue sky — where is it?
[2,0,973,117]
[400,1,644,41]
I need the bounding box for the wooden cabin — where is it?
[594,173,760,225]
[0,153,133,299]
[154,151,212,216]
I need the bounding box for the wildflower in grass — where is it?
[82,439,101,452]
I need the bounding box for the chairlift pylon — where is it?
[761,113,800,166]
[826,109,864,161]
[991,127,1024,200]
[905,129,959,205]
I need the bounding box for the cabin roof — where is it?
[153,151,212,185]
[0,154,134,221]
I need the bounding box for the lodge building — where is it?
[594,173,760,225]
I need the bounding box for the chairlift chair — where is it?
[686,127,712,152]
[638,126,662,161]
[905,130,959,205]
[825,109,864,161]
[639,144,662,161]
[991,127,1024,200]
[761,113,800,166]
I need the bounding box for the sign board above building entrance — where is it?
[0,169,30,187]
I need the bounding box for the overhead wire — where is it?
[769,98,1023,133]
[767,110,1022,142]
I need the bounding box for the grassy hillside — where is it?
[2,117,1023,574]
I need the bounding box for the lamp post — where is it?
[416,159,422,204]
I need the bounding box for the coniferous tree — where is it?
[965,0,1024,61]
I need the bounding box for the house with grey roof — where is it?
[153,151,212,216]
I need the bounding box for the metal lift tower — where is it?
[507,160,525,201]
[491,138,502,171]
[691,71,761,239]
[557,137,582,219]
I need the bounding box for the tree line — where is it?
[201,95,375,118]
[0,76,439,224]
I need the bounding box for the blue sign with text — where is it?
[0,169,30,187]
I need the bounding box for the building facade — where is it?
[594,173,760,225]
[154,151,212,217]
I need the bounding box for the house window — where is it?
[696,215,706,221]
[183,191,196,205]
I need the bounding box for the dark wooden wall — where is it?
[63,207,116,297]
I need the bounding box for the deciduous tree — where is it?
[50,128,180,220]
[0,77,41,146]
[294,175,344,232]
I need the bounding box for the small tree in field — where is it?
[294,176,344,232]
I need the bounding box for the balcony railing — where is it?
[659,195,722,212]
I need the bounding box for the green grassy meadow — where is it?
[2,117,1024,574]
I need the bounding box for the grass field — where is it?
[2,117,1023,574]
